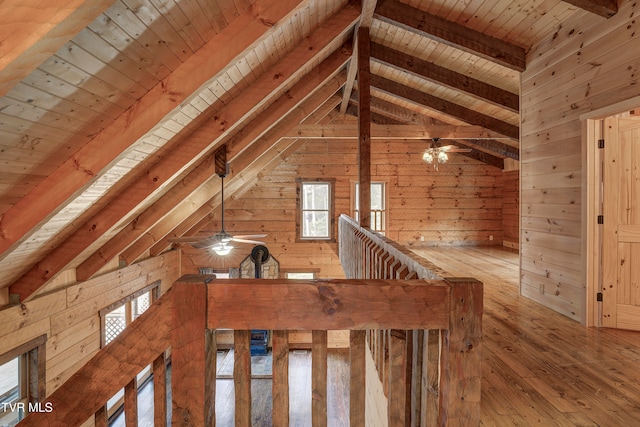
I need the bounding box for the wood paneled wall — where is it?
[185,132,505,278]
[520,0,640,322]
[0,252,180,417]
[502,170,519,250]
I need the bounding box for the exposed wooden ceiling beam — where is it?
[348,94,443,126]
[148,93,344,259]
[374,0,526,72]
[370,42,519,113]
[0,0,117,96]
[344,103,405,125]
[285,124,510,140]
[447,143,505,169]
[8,8,357,301]
[98,73,346,273]
[339,0,378,113]
[0,0,305,267]
[562,0,617,18]
[370,74,519,141]
[452,139,520,161]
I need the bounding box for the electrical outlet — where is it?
[489,235,494,241]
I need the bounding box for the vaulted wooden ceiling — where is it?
[0,0,617,302]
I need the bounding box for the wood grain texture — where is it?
[234,330,252,427]
[311,330,328,426]
[350,330,366,427]
[172,279,207,427]
[358,25,372,229]
[206,279,450,330]
[19,288,172,427]
[271,330,289,427]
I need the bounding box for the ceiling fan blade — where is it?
[232,234,267,239]
[231,238,265,245]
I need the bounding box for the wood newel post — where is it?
[312,330,328,426]
[272,330,290,427]
[234,330,252,427]
[95,405,107,427]
[358,25,371,229]
[439,278,483,426]
[172,276,210,426]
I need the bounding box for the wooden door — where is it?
[602,116,640,330]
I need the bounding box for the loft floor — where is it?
[411,246,640,426]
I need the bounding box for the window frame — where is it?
[99,282,160,420]
[296,178,336,242]
[353,181,388,234]
[0,334,46,425]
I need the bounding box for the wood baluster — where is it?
[411,330,424,427]
[272,330,289,427]
[312,330,328,426]
[388,329,407,426]
[425,329,440,426]
[124,377,137,426]
[350,330,366,427]
[205,331,216,427]
[94,405,107,427]
[234,330,252,427]
[153,352,167,427]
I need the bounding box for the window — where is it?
[297,179,335,241]
[354,182,387,233]
[283,270,318,279]
[99,283,159,419]
[0,335,46,426]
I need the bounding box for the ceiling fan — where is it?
[168,146,266,255]
[422,138,471,170]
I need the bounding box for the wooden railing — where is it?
[19,215,480,426]
[18,290,173,427]
[339,214,483,425]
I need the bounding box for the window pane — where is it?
[0,357,19,412]
[132,292,151,321]
[371,183,383,210]
[286,272,315,279]
[105,305,126,345]
[303,183,328,210]
[303,211,329,237]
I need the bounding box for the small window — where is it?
[297,179,335,241]
[354,182,386,233]
[100,283,159,419]
[284,271,316,279]
[0,335,46,426]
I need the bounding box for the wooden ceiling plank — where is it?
[374,0,526,72]
[0,0,117,97]
[79,55,349,278]
[370,42,519,113]
[348,94,441,125]
[9,4,357,301]
[0,0,304,266]
[452,139,520,161]
[370,74,519,141]
[338,0,378,113]
[562,0,617,18]
[285,124,510,140]
[144,87,344,260]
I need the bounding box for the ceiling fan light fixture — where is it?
[212,243,233,256]
[437,150,448,163]
[423,151,434,163]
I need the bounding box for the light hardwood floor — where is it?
[411,246,640,426]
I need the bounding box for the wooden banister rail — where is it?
[338,214,483,426]
[172,272,482,426]
[19,289,173,427]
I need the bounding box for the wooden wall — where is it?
[183,133,505,278]
[520,0,640,322]
[502,169,519,250]
[0,252,180,424]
